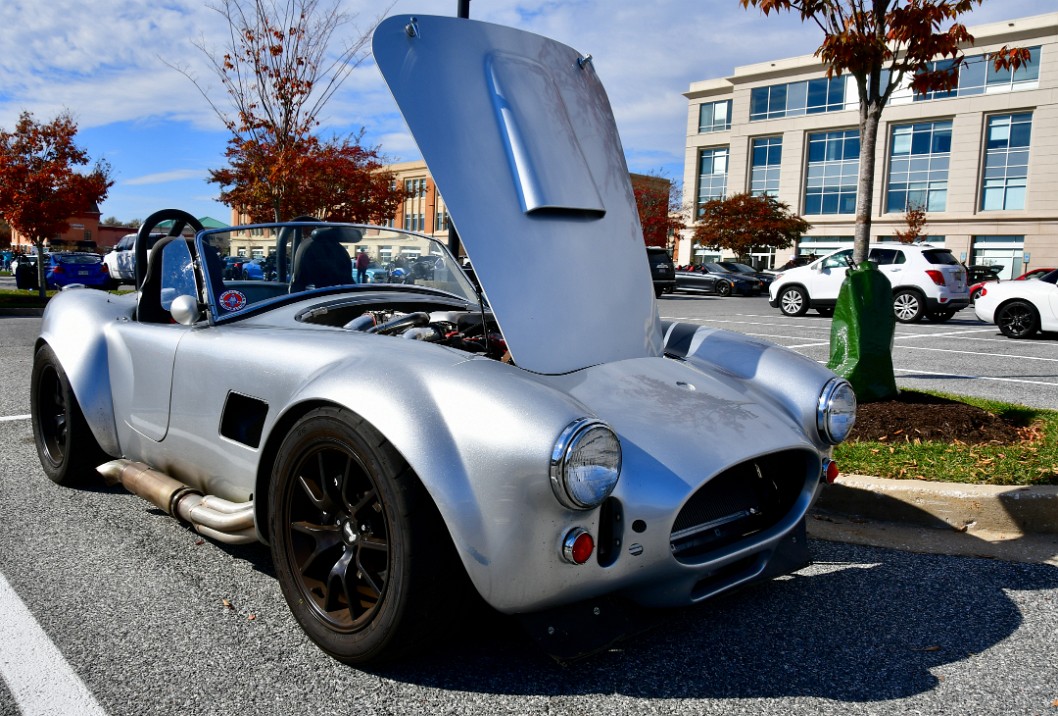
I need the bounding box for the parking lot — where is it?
[659,294,1058,410]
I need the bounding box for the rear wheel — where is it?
[653,285,663,298]
[996,301,1039,339]
[893,290,925,323]
[816,307,834,318]
[269,407,465,664]
[778,286,809,316]
[30,344,107,486]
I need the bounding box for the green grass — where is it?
[835,390,1058,486]
[0,287,54,308]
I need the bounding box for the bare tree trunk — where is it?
[35,238,46,300]
[853,101,882,265]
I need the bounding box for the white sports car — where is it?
[974,268,1058,338]
[30,13,856,664]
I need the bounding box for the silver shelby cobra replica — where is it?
[31,14,855,664]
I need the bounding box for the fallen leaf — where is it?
[194,539,205,546]
[248,614,257,621]
[222,598,234,610]
[915,645,942,652]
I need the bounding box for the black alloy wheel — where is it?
[715,281,733,297]
[996,300,1039,339]
[30,344,107,486]
[269,407,464,664]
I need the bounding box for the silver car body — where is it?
[36,14,852,618]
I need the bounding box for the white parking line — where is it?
[894,344,1058,363]
[894,367,1058,388]
[0,415,30,422]
[0,572,109,716]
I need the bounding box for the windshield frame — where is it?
[195,222,481,324]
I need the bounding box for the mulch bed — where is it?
[849,391,1027,445]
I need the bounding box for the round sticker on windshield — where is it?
[218,289,247,312]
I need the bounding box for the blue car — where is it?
[46,252,111,290]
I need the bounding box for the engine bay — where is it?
[298,299,510,362]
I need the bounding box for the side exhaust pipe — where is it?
[97,460,258,545]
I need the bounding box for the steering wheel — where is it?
[135,209,205,290]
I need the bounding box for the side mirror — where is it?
[170,294,201,325]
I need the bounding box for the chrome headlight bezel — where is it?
[817,378,857,445]
[549,418,622,510]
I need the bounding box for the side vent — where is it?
[220,392,269,448]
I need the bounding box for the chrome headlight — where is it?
[817,378,857,445]
[550,419,622,510]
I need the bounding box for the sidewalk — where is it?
[809,474,1058,567]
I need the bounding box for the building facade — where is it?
[679,12,1058,278]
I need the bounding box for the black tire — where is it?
[30,344,107,486]
[816,307,834,317]
[924,309,956,323]
[996,300,1039,339]
[892,290,925,323]
[269,407,464,664]
[653,285,663,298]
[778,286,809,316]
[715,281,733,298]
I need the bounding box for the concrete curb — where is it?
[0,307,45,317]
[808,475,1058,566]
[814,474,1058,536]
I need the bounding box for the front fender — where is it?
[261,350,592,609]
[662,320,841,451]
[37,289,135,456]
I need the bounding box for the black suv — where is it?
[646,247,675,298]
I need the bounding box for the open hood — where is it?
[373,14,662,375]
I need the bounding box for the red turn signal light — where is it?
[823,459,840,484]
[562,528,594,565]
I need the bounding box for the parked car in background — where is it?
[970,266,1055,303]
[646,247,675,297]
[769,244,969,322]
[14,254,42,289]
[675,264,762,296]
[45,252,111,290]
[975,268,1058,339]
[104,232,165,287]
[715,261,775,290]
[28,15,857,665]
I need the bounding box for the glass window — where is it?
[696,147,729,215]
[698,100,732,133]
[980,113,1032,211]
[886,120,952,213]
[805,130,859,215]
[750,137,782,196]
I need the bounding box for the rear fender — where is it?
[37,290,134,456]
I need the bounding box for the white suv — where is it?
[103,232,165,287]
[768,244,970,323]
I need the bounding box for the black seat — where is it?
[289,228,353,292]
[137,235,197,323]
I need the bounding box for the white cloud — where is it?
[125,169,208,186]
[3,0,1053,215]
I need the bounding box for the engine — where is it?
[345,309,510,362]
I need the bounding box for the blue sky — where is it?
[1,0,1051,225]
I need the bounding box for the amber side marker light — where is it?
[562,528,595,565]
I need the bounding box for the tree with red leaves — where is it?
[179,0,402,221]
[740,0,1030,263]
[0,111,112,298]
[693,192,809,259]
[895,200,928,243]
[632,174,684,249]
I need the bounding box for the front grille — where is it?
[670,450,812,562]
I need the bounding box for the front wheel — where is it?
[892,290,925,323]
[269,407,464,664]
[778,286,809,316]
[996,301,1039,339]
[715,281,733,298]
[30,344,107,486]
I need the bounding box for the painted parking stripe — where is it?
[0,572,109,716]
[894,367,1057,388]
[0,415,30,422]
